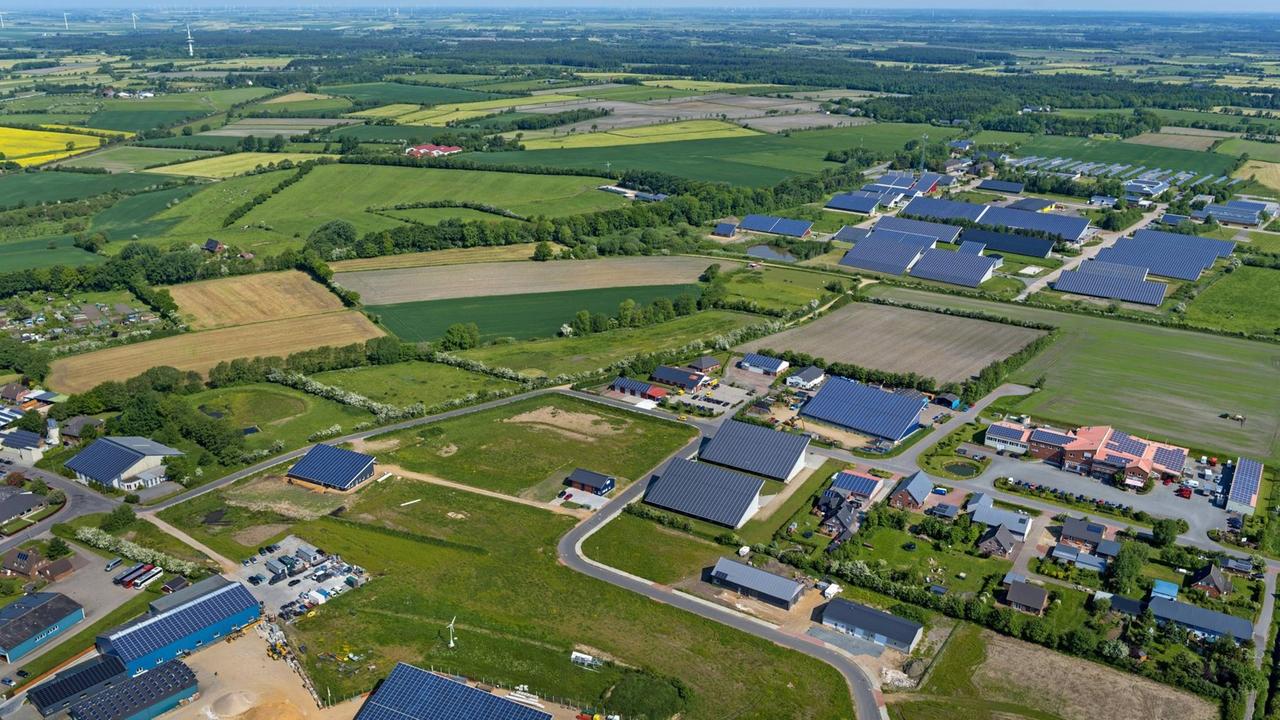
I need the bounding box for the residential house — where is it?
[977,525,1018,557]
[60,416,104,446]
[1006,580,1048,615]
[1190,564,1232,598]
[1059,517,1106,552]
[821,598,923,652]
[967,492,1030,540]
[202,239,225,254]
[3,546,48,579]
[887,471,934,511]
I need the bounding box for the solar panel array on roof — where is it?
[980,206,1090,242]
[700,420,810,481]
[874,171,915,190]
[644,458,764,528]
[1195,203,1261,225]
[829,471,880,498]
[959,229,1055,258]
[976,179,1025,194]
[1095,234,1225,281]
[1029,428,1074,446]
[1007,197,1054,213]
[875,215,962,244]
[356,663,551,720]
[28,655,127,717]
[838,236,926,276]
[800,377,924,442]
[833,225,871,243]
[738,214,813,238]
[1229,457,1264,510]
[1106,431,1148,456]
[1053,269,1168,306]
[100,582,258,666]
[69,660,195,720]
[0,593,83,656]
[1133,228,1234,258]
[64,440,145,485]
[1,429,41,449]
[826,192,882,214]
[985,423,1028,442]
[899,197,989,225]
[958,241,986,254]
[288,444,375,491]
[712,222,737,237]
[908,248,998,287]
[1152,446,1186,470]
[610,376,655,395]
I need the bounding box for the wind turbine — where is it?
[446,616,456,649]
[62,12,68,30]
[0,13,6,30]
[131,12,137,31]
[185,24,194,57]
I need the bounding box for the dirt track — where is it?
[336,256,713,305]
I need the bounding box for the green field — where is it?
[582,514,725,584]
[0,234,103,271]
[281,480,852,718]
[58,145,218,172]
[371,284,701,342]
[87,88,273,132]
[1215,137,1280,163]
[1184,266,1280,335]
[719,265,839,311]
[1015,134,1236,175]
[320,82,505,105]
[1247,231,1280,253]
[469,122,961,185]
[244,97,354,115]
[458,310,761,377]
[374,393,695,499]
[236,163,625,238]
[148,151,333,178]
[0,171,171,207]
[384,207,514,225]
[56,512,215,566]
[137,134,246,151]
[322,123,460,143]
[1056,106,1280,133]
[312,361,521,406]
[134,169,297,254]
[183,383,374,452]
[871,287,1280,462]
[569,85,703,102]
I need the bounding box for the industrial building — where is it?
[736,214,813,238]
[28,655,128,717]
[699,419,810,482]
[609,376,667,401]
[708,557,805,609]
[0,592,84,663]
[65,436,183,491]
[821,598,923,652]
[97,575,260,673]
[355,662,552,720]
[1052,260,1168,306]
[800,377,926,444]
[983,420,1188,487]
[644,458,764,529]
[738,353,789,376]
[68,659,197,720]
[1227,457,1264,515]
[287,443,376,492]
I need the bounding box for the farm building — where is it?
[404,143,463,158]
[1151,580,1180,601]
[1194,200,1263,226]
[97,575,260,673]
[980,205,1090,243]
[833,225,872,243]
[1227,457,1263,515]
[977,179,1025,194]
[959,228,1055,258]
[708,557,805,609]
[876,214,963,244]
[785,366,826,390]
[977,525,1018,557]
[1090,195,1117,207]
[967,492,1030,539]
[609,376,667,401]
[821,598,923,652]
[901,196,989,224]
[65,436,183,491]
[0,593,84,663]
[826,191,887,215]
[887,471,934,511]
[908,248,998,287]
[1007,197,1054,213]
[354,662,551,720]
[688,356,722,373]
[737,214,813,238]
[1094,229,1232,281]
[838,233,930,276]
[699,419,810,483]
[800,377,926,444]
[1190,565,1232,598]
[643,458,764,529]
[28,655,128,717]
[564,468,616,496]
[1053,260,1168,306]
[1149,597,1252,643]
[1005,580,1048,615]
[1124,178,1169,197]
[712,222,737,238]
[651,365,710,392]
[287,443,376,492]
[68,659,197,720]
[738,353,789,376]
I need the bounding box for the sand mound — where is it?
[236,702,306,720]
[211,691,258,716]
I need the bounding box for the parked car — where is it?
[289,578,303,587]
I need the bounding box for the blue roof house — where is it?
[65,437,182,491]
[1151,579,1180,601]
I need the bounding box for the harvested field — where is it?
[337,256,715,305]
[329,243,565,271]
[1161,126,1239,138]
[738,302,1044,384]
[47,311,383,393]
[224,473,349,520]
[746,113,871,133]
[148,152,337,178]
[1236,159,1280,195]
[262,91,334,104]
[166,270,344,329]
[396,95,581,125]
[520,120,759,150]
[201,117,355,137]
[1124,131,1217,152]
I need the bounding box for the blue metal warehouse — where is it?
[0,593,84,663]
[97,576,259,673]
[355,662,551,720]
[288,444,376,491]
[69,660,197,720]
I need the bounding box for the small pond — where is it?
[945,462,981,478]
[746,244,798,263]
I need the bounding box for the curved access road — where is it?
[556,445,884,720]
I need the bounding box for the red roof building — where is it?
[404,144,463,158]
[986,420,1188,488]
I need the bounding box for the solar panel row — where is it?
[984,424,1028,442]
[1053,269,1167,306]
[907,248,997,287]
[958,229,1055,258]
[900,196,988,224]
[739,214,813,238]
[875,215,962,244]
[838,236,926,276]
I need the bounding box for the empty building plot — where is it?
[737,214,814,238]
[1053,263,1169,307]
[908,248,999,287]
[900,196,989,224]
[1094,229,1233,281]
[644,458,765,529]
[959,229,1055,258]
[838,234,929,275]
[875,214,962,244]
[699,419,810,482]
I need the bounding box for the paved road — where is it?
[0,468,116,556]
[1014,204,1166,301]
[1247,568,1278,720]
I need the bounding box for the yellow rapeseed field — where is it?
[0,126,103,166]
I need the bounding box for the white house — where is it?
[785,366,826,391]
[65,437,183,491]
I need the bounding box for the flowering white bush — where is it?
[74,526,204,575]
[268,370,425,421]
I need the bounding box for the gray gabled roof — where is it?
[644,458,763,528]
[0,593,83,652]
[1148,597,1252,641]
[822,598,922,646]
[791,366,825,383]
[699,420,810,481]
[711,558,804,604]
[1061,516,1106,546]
[891,471,934,505]
[1006,580,1047,609]
[1191,564,1232,594]
[980,524,1017,553]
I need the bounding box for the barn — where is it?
[708,557,804,609]
[287,444,376,492]
[699,419,810,483]
[564,468,616,496]
[644,458,764,529]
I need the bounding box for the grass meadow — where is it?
[0,235,103,271]
[313,362,521,406]
[182,383,374,452]
[0,170,169,207]
[58,145,217,172]
[371,284,701,342]
[1184,266,1280,336]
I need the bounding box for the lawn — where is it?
[1215,138,1280,163]
[844,525,1011,594]
[1015,135,1235,175]
[371,284,701,342]
[0,235,103,271]
[458,310,762,377]
[1184,266,1280,335]
[319,82,505,106]
[278,481,854,719]
[1247,231,1280,253]
[182,383,375,452]
[373,393,695,499]
[156,476,298,561]
[312,362,521,407]
[237,163,623,238]
[719,265,838,312]
[147,151,335,178]
[0,170,170,208]
[469,122,961,186]
[870,286,1280,463]
[582,513,725,584]
[519,120,761,150]
[58,145,217,172]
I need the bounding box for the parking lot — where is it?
[230,535,365,620]
[672,383,752,414]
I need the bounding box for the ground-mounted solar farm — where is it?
[4,10,1280,720]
